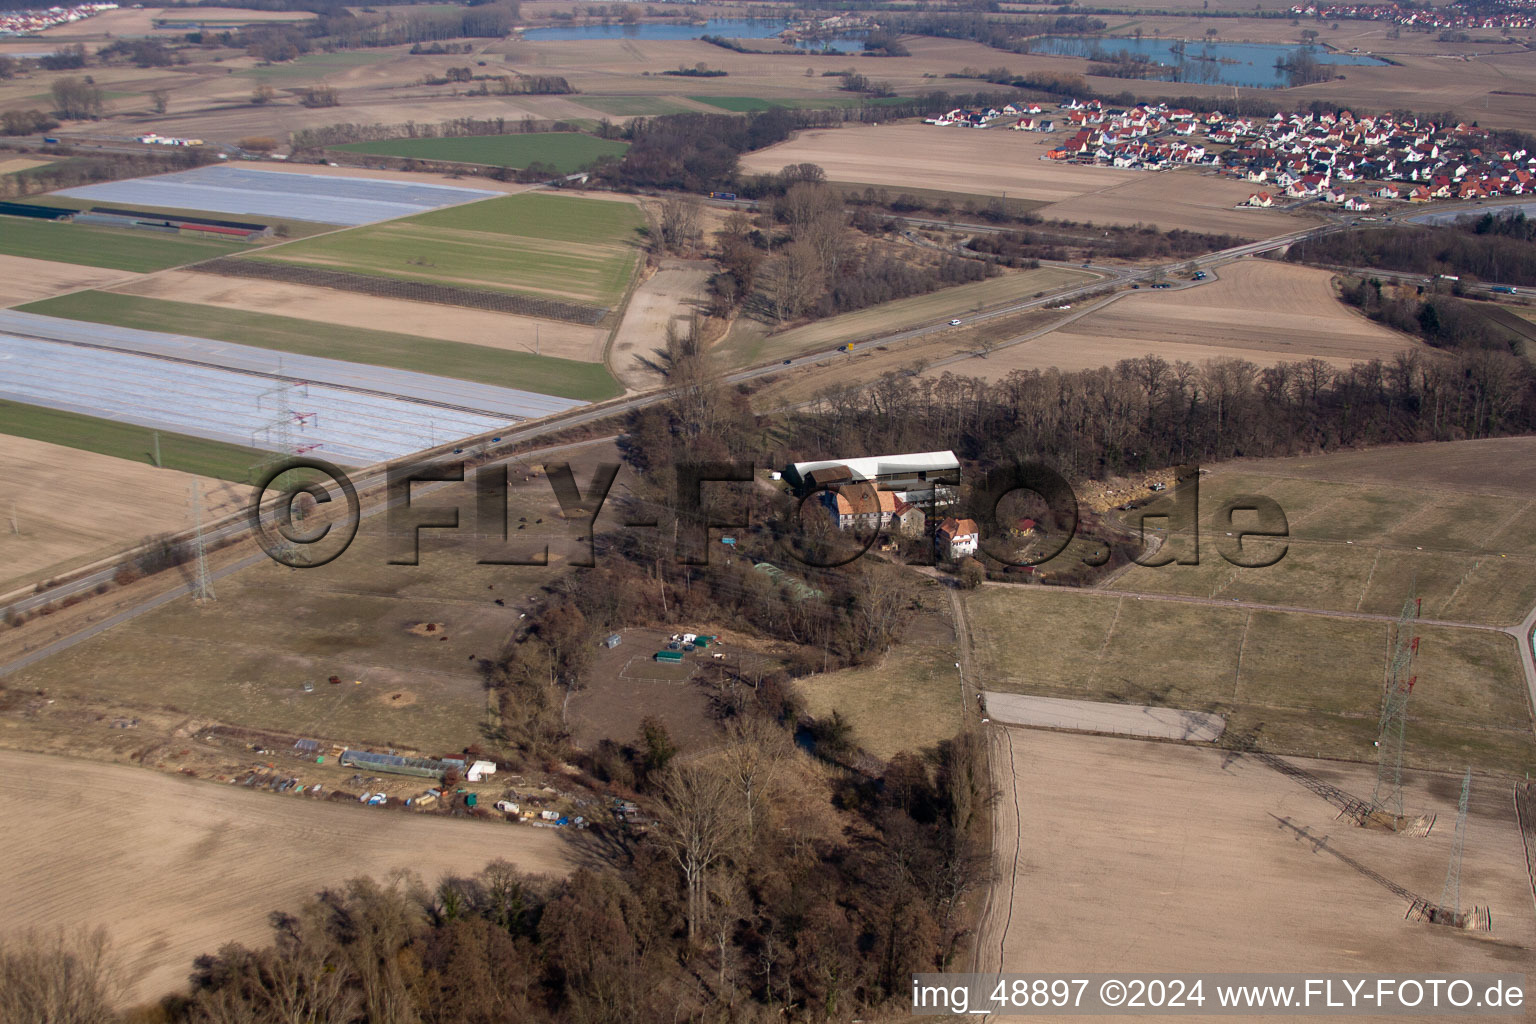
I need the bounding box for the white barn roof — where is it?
[790,450,959,482]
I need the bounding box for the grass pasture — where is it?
[575,95,696,117]
[795,599,963,760]
[257,192,645,309]
[965,586,1535,775]
[3,478,577,754]
[0,398,268,481]
[1113,470,1536,626]
[20,291,622,402]
[0,214,248,273]
[330,132,630,173]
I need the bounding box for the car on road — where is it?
[783,358,792,364]
[948,319,963,326]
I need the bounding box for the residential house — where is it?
[935,517,980,560]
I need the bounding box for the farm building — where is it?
[339,749,467,779]
[0,201,74,221]
[784,450,960,495]
[603,633,622,649]
[72,206,272,240]
[821,485,898,531]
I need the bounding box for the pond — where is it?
[1030,36,1388,89]
[523,17,870,53]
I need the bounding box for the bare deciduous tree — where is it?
[650,763,746,942]
[658,196,701,254]
[0,927,122,1024]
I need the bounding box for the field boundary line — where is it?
[1232,609,1252,702]
[1357,546,1383,611]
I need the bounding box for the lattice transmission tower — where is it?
[1437,767,1472,925]
[1370,593,1421,825]
[250,380,320,565]
[189,480,215,605]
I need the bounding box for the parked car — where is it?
[948,319,963,326]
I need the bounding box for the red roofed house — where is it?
[936,517,980,560]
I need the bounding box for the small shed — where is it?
[655,650,684,663]
[603,633,622,649]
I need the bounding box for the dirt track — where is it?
[0,749,574,1004]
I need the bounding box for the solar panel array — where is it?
[56,166,502,226]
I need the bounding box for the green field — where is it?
[20,292,622,402]
[237,50,387,80]
[260,192,645,309]
[330,132,630,173]
[0,215,248,272]
[964,587,1536,776]
[576,95,696,117]
[0,399,267,481]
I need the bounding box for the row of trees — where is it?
[775,348,1535,478]
[1338,277,1522,352]
[1287,216,1536,288]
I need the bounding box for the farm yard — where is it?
[330,131,630,173]
[55,166,502,227]
[251,191,645,312]
[0,749,572,1004]
[983,730,1536,980]
[944,260,1418,379]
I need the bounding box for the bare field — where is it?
[934,261,1414,379]
[740,125,1130,205]
[0,254,140,308]
[1218,437,1536,500]
[740,125,1311,236]
[114,270,608,363]
[611,258,713,391]
[1111,468,1536,625]
[0,749,571,1004]
[984,729,1536,986]
[963,584,1536,774]
[0,434,240,592]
